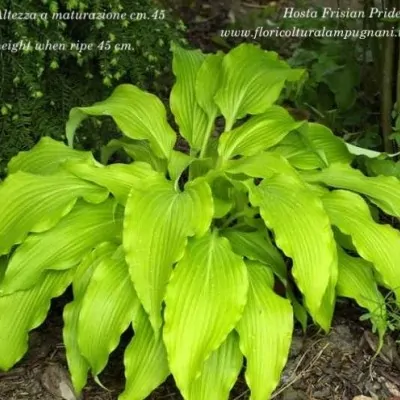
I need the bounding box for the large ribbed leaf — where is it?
[236,261,293,400]
[271,144,323,170]
[78,248,140,377]
[167,151,195,183]
[187,331,242,400]
[317,261,338,336]
[63,242,117,393]
[306,123,353,164]
[101,138,167,173]
[249,174,337,330]
[8,137,98,175]
[123,176,213,332]
[196,52,223,117]
[66,84,176,159]
[0,199,122,294]
[0,269,73,370]
[64,160,159,205]
[170,43,208,151]
[218,106,305,161]
[286,283,308,332]
[0,172,108,256]
[302,163,400,217]
[196,52,224,156]
[119,306,169,400]
[163,232,248,398]
[214,44,304,130]
[272,123,353,170]
[222,228,287,284]
[225,151,299,179]
[322,190,400,301]
[336,247,387,343]
[211,176,238,219]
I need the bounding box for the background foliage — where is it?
[208,1,384,148]
[0,0,186,176]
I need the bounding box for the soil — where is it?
[1,298,400,400]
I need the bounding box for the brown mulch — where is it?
[1,296,400,400]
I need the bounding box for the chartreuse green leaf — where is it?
[167,150,195,184]
[64,160,160,205]
[195,51,224,109]
[0,199,122,294]
[8,137,98,175]
[218,106,305,162]
[236,261,293,400]
[322,190,400,301]
[124,176,213,332]
[317,260,338,335]
[63,242,118,394]
[0,269,73,370]
[119,306,169,400]
[195,52,223,120]
[336,247,387,344]
[333,227,357,252]
[210,177,234,219]
[272,123,353,170]
[286,284,308,332]
[222,228,287,284]
[187,331,242,400]
[101,138,167,173]
[163,232,248,398]
[66,84,176,159]
[214,44,304,130]
[0,172,109,256]
[302,163,400,218]
[78,247,140,377]
[170,43,208,151]
[271,130,324,170]
[271,143,323,170]
[249,174,337,331]
[306,123,353,164]
[225,151,299,179]
[196,52,224,157]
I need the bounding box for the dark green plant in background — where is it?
[0,0,186,177]
[217,2,381,147]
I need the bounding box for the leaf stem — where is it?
[199,116,216,159]
[221,211,246,229]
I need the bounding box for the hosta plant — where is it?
[0,43,398,400]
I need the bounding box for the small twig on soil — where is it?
[380,370,400,388]
[158,393,178,399]
[232,388,250,400]
[271,341,330,398]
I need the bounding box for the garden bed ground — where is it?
[1,298,399,400]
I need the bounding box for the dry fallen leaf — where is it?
[385,380,400,397]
